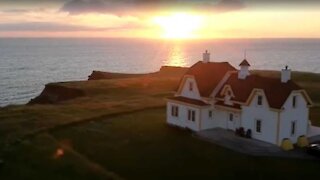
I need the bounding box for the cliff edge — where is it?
[29,66,188,105]
[28,83,85,105]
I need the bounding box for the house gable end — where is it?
[245,89,272,109]
[176,75,193,95]
[220,85,235,98]
[282,90,314,109]
[176,75,202,100]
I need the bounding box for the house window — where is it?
[229,113,233,121]
[188,110,196,122]
[292,96,297,108]
[171,105,179,117]
[189,82,193,91]
[291,121,296,136]
[209,110,213,119]
[256,119,262,133]
[257,95,263,105]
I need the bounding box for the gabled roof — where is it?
[184,61,236,97]
[216,73,306,109]
[239,59,250,66]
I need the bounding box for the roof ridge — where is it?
[185,61,237,97]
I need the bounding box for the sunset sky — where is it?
[1,0,320,38]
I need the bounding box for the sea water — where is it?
[0,38,320,106]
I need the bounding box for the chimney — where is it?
[281,65,291,83]
[203,50,210,63]
[238,59,250,79]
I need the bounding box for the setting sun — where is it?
[153,13,204,39]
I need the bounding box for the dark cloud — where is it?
[60,0,246,15]
[2,0,320,15]
[0,22,145,31]
[60,0,109,14]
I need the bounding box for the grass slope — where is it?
[0,76,180,149]
[0,133,122,180]
[2,108,319,179]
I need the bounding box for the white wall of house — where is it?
[279,92,309,144]
[225,110,240,131]
[241,92,278,144]
[166,102,201,131]
[167,102,185,128]
[179,77,201,100]
[232,112,241,130]
[201,108,218,130]
[207,108,241,130]
[168,77,311,146]
[212,109,227,128]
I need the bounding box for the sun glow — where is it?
[153,13,204,39]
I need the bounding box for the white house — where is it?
[166,50,314,146]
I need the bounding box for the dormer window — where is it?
[292,96,297,108]
[189,82,193,91]
[257,95,263,106]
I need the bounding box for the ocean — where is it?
[1,38,320,107]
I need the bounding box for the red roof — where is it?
[185,61,236,97]
[167,96,210,106]
[216,73,303,109]
[239,59,250,66]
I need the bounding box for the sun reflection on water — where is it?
[165,45,187,67]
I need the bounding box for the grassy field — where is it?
[0,133,121,180]
[0,76,180,149]
[51,108,320,179]
[1,108,320,179]
[0,70,320,179]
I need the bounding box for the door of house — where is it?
[227,113,235,130]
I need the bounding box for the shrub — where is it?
[238,127,245,137]
[245,129,252,138]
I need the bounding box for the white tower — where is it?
[203,50,210,63]
[238,59,250,79]
[281,65,291,83]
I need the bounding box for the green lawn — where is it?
[50,108,320,180]
[2,108,320,179]
[0,76,180,149]
[0,133,121,180]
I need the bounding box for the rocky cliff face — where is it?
[29,66,188,105]
[88,71,149,80]
[28,84,85,105]
[88,66,188,80]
